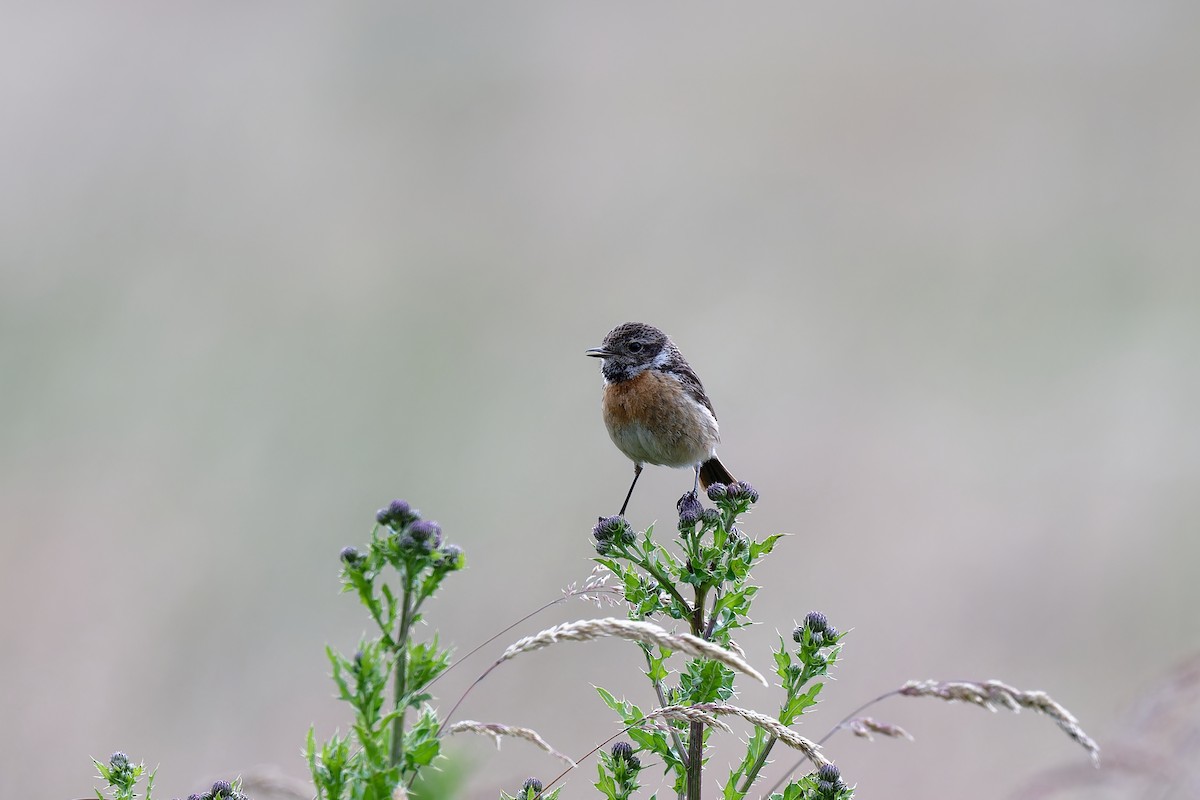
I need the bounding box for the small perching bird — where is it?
[586,322,736,516]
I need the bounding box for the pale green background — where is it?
[3,4,1198,799]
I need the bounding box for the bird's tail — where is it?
[698,457,736,489]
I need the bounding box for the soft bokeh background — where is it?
[3,3,1198,798]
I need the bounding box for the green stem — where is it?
[685,586,709,800]
[686,719,703,800]
[633,554,692,617]
[736,736,778,796]
[389,580,415,768]
[641,644,689,775]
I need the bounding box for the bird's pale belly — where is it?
[601,370,719,468]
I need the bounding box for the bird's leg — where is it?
[675,465,700,513]
[619,463,643,517]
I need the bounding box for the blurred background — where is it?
[3,3,1198,798]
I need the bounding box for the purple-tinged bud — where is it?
[792,625,804,643]
[109,752,129,769]
[609,743,638,762]
[817,781,835,796]
[817,763,841,783]
[701,508,722,526]
[520,777,544,797]
[211,781,233,798]
[725,481,760,503]
[339,546,360,564]
[824,626,840,642]
[706,483,728,501]
[409,519,440,542]
[804,611,829,633]
[377,499,419,528]
[677,492,703,527]
[404,520,442,551]
[593,515,631,545]
[438,543,464,570]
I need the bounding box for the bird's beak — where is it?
[585,347,613,358]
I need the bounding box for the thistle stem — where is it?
[642,644,689,771]
[685,585,709,800]
[736,736,778,795]
[389,581,415,768]
[635,554,693,617]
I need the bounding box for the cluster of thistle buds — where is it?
[609,741,641,771]
[591,514,636,555]
[704,481,760,504]
[338,499,464,569]
[103,753,135,784]
[173,778,248,800]
[812,763,849,799]
[791,610,843,676]
[794,611,840,649]
[678,480,760,527]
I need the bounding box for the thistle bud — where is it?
[817,763,841,783]
[376,499,419,528]
[438,543,464,570]
[593,515,633,546]
[677,492,703,528]
[804,611,829,633]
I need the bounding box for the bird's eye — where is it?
[627,341,644,353]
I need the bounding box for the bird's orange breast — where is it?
[602,370,683,428]
[601,370,719,468]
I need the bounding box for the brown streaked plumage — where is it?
[586,322,736,515]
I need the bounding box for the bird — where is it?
[586,322,736,516]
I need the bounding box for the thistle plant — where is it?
[81,485,1100,800]
[504,479,1097,799]
[501,778,561,800]
[583,482,851,800]
[307,499,465,800]
[90,751,247,800]
[92,752,155,800]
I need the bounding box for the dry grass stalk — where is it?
[643,705,734,734]
[727,638,747,660]
[698,703,830,767]
[900,679,1100,764]
[447,720,576,766]
[500,618,768,686]
[846,716,914,742]
[1017,653,1200,798]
